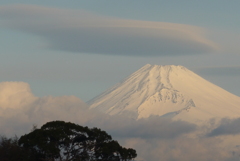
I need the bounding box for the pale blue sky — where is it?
[0,1,240,101]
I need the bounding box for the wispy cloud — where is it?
[207,118,240,137]
[195,66,240,77]
[0,4,219,56]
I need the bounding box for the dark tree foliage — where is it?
[0,135,28,161]
[18,120,137,161]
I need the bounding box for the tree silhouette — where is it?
[0,135,28,161]
[18,120,137,161]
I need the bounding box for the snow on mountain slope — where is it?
[88,64,240,123]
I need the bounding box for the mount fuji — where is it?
[88,64,240,123]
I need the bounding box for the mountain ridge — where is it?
[88,64,240,123]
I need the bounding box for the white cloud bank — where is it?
[0,4,219,56]
[0,81,239,161]
[0,81,89,136]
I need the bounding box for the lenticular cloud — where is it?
[0,4,219,56]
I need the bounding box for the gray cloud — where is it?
[207,118,240,137]
[88,115,196,139]
[121,136,239,161]
[195,66,240,77]
[0,4,219,56]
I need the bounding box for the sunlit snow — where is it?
[88,64,240,124]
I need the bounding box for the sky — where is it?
[0,0,240,101]
[1,1,240,160]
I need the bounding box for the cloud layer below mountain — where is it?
[0,81,239,161]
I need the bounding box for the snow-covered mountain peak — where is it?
[137,64,189,77]
[141,64,185,70]
[88,64,240,123]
